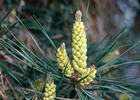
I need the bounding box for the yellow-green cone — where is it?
[79,67,96,86]
[120,94,129,100]
[43,80,56,100]
[72,10,87,74]
[57,43,74,77]
[103,50,120,63]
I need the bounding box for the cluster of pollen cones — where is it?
[56,10,96,86]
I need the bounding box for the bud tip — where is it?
[61,42,65,49]
[75,10,82,22]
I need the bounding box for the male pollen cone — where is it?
[57,43,74,77]
[72,10,87,74]
[44,81,56,100]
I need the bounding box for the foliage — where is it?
[0,0,140,100]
